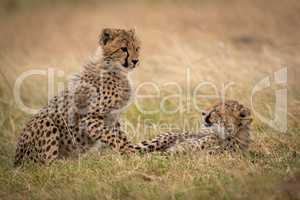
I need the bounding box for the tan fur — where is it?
[133,100,253,155]
[14,28,141,166]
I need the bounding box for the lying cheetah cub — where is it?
[14,28,140,166]
[134,100,253,155]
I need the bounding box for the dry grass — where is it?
[0,0,300,199]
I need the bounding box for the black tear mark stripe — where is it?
[122,47,129,68]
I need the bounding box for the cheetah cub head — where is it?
[202,100,253,140]
[99,28,140,72]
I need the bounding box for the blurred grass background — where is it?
[0,0,300,199]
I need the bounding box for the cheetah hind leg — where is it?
[37,119,60,165]
[14,142,26,167]
[14,130,36,167]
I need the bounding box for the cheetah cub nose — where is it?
[132,59,139,65]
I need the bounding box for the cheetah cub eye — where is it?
[121,47,128,52]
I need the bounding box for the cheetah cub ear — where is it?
[99,28,115,46]
[238,107,253,126]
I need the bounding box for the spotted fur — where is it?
[133,100,253,155]
[14,28,141,166]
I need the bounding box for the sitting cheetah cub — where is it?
[14,28,140,166]
[133,100,253,155]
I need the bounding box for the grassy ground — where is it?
[0,0,300,199]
